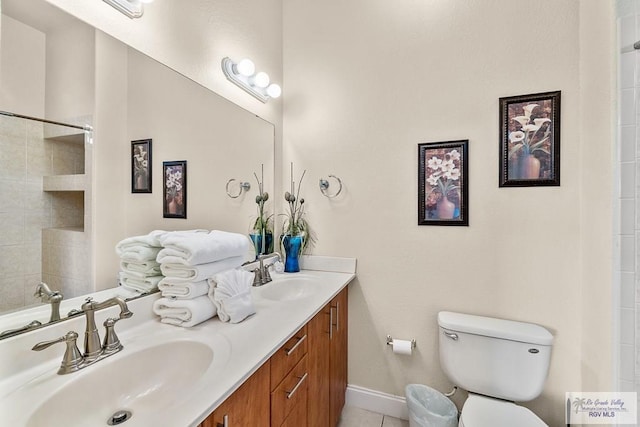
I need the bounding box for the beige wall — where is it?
[282,0,613,425]
[42,0,282,126]
[44,19,94,123]
[0,15,45,117]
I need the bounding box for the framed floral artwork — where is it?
[418,140,469,226]
[163,160,187,219]
[499,91,561,187]
[131,139,152,193]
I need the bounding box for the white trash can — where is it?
[405,384,458,427]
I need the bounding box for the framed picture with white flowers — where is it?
[499,91,561,187]
[163,160,187,219]
[131,139,152,193]
[418,140,469,226]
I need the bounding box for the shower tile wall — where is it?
[618,5,640,393]
[0,115,87,313]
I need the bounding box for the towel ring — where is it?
[226,179,251,199]
[319,175,343,198]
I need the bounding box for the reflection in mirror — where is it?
[0,0,275,338]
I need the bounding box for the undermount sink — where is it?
[257,274,319,302]
[27,340,214,426]
[1,328,231,427]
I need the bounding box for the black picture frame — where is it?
[131,139,152,193]
[163,160,187,219]
[499,91,561,187]
[418,140,469,226]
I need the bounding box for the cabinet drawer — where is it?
[271,325,308,389]
[271,355,308,427]
[280,393,307,427]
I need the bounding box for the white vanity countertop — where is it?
[0,256,356,427]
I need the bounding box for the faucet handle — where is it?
[102,318,124,354]
[32,331,84,375]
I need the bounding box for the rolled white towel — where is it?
[158,279,209,299]
[208,269,255,323]
[160,256,245,282]
[157,230,251,265]
[152,296,216,327]
[119,272,163,293]
[120,260,161,277]
[214,289,254,323]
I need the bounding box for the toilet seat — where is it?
[459,394,548,427]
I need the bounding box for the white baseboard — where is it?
[345,384,409,420]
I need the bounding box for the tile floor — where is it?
[338,405,409,427]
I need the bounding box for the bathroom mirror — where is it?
[0,0,275,338]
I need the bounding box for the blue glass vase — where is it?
[249,232,274,259]
[282,234,303,273]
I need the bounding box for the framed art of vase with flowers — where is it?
[163,160,187,219]
[418,140,469,226]
[499,91,561,187]
[131,139,152,193]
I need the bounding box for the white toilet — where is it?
[437,311,553,427]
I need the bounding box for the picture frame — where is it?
[418,140,469,226]
[131,139,152,193]
[163,160,187,219]
[499,91,561,187]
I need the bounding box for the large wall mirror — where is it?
[0,0,275,337]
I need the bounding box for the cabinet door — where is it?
[330,288,348,427]
[307,304,331,427]
[202,360,271,427]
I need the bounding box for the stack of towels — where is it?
[152,230,255,327]
[116,230,165,294]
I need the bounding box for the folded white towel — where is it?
[116,230,166,254]
[119,272,163,293]
[160,256,245,282]
[120,260,161,278]
[119,246,162,262]
[208,269,255,323]
[158,279,209,299]
[157,230,251,265]
[152,296,216,327]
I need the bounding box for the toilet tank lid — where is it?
[438,311,553,346]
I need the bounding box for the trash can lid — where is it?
[460,395,547,427]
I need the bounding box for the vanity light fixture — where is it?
[102,0,153,19]
[221,57,282,103]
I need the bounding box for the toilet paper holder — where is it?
[386,335,416,349]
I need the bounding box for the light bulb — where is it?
[235,59,255,77]
[267,84,282,98]
[253,72,270,88]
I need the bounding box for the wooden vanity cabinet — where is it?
[200,361,271,427]
[270,325,309,427]
[308,287,348,427]
[199,286,348,427]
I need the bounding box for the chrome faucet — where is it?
[34,282,63,323]
[31,297,133,374]
[80,297,133,361]
[251,252,281,286]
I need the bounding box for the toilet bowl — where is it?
[437,311,553,427]
[458,394,547,427]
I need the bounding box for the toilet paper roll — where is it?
[392,339,413,356]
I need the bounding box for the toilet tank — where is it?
[437,311,553,402]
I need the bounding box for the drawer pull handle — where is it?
[285,334,307,356]
[329,308,333,340]
[216,414,229,427]
[286,372,308,399]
